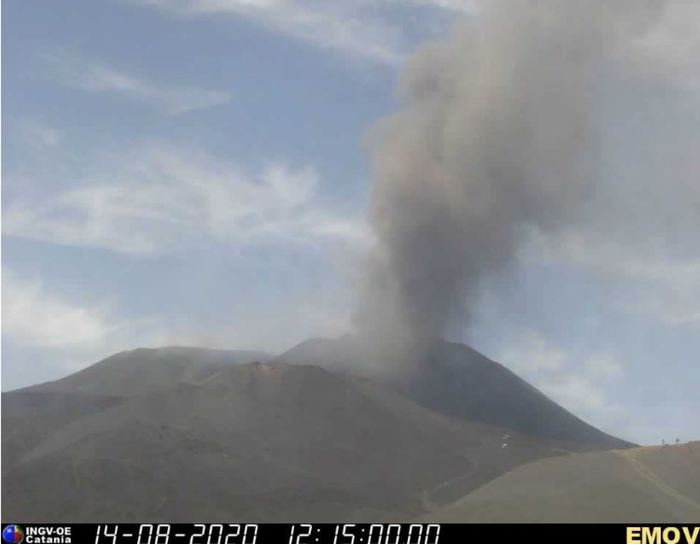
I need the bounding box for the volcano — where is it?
[277,335,629,449]
[3,337,632,521]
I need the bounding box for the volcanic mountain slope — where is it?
[3,353,564,522]
[422,441,700,522]
[277,335,631,449]
[2,347,269,468]
[3,339,634,521]
[20,346,271,397]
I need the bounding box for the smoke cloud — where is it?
[358,0,665,356]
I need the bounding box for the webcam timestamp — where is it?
[93,524,441,544]
[290,524,441,544]
[94,525,258,544]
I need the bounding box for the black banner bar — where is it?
[2,523,699,544]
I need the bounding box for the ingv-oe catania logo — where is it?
[2,526,24,544]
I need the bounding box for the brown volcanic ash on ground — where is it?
[356,0,663,360]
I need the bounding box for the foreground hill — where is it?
[277,335,630,449]
[423,442,700,522]
[20,346,271,397]
[3,358,563,522]
[2,347,268,468]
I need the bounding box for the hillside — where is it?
[422,442,700,522]
[2,358,563,522]
[2,347,268,469]
[277,335,631,449]
[20,346,270,397]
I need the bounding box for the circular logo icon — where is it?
[2,526,24,544]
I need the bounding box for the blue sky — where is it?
[2,0,699,445]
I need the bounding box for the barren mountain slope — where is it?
[3,360,564,522]
[277,336,632,449]
[422,442,700,522]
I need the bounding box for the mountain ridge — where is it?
[3,360,567,521]
[3,337,637,521]
[276,335,632,449]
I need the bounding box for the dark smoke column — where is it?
[357,0,661,359]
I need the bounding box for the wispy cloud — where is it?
[136,0,472,66]
[14,119,62,150]
[182,289,354,354]
[136,0,700,78]
[2,145,369,255]
[2,269,116,349]
[51,56,231,114]
[1,268,174,386]
[499,330,565,373]
[0,264,353,388]
[529,229,700,331]
[499,330,625,418]
[411,0,473,11]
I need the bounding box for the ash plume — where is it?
[358,0,663,357]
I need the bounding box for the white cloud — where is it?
[0,263,353,388]
[528,229,700,331]
[612,257,700,330]
[2,145,369,255]
[137,0,466,65]
[498,329,625,418]
[15,119,62,150]
[133,0,700,78]
[499,330,565,373]
[538,373,610,413]
[583,353,625,382]
[1,268,176,385]
[182,290,353,353]
[402,0,474,11]
[2,270,115,349]
[54,58,231,114]
[536,353,625,413]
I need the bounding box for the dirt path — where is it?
[617,449,700,514]
[420,459,480,511]
[550,447,574,455]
